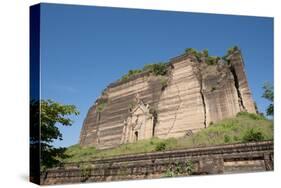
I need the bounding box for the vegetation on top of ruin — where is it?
[117,46,240,83]
[96,98,108,112]
[183,45,240,65]
[227,45,240,55]
[61,112,272,163]
[120,62,169,82]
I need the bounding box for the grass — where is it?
[62,112,273,163]
[63,138,177,163]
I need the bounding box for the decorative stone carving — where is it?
[121,99,154,144]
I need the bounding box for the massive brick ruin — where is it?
[79,48,256,149]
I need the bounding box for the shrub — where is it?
[120,63,169,82]
[164,167,175,177]
[242,128,265,142]
[184,48,203,61]
[155,142,167,151]
[96,98,108,112]
[236,112,265,120]
[163,160,194,177]
[143,63,169,76]
[184,48,222,65]
[206,56,219,65]
[227,46,240,55]
[121,69,142,81]
[224,135,231,143]
[236,111,248,117]
[233,136,239,141]
[184,160,194,175]
[153,63,168,76]
[185,48,198,56]
[96,102,106,112]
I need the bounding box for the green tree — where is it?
[39,99,79,170]
[262,82,274,116]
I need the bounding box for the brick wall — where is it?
[41,141,273,185]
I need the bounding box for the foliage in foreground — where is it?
[262,82,274,116]
[31,99,79,171]
[62,112,273,163]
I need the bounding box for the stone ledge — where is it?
[41,141,273,185]
[63,140,273,166]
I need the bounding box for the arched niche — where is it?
[121,100,155,144]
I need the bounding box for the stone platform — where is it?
[41,141,273,185]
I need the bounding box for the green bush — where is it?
[227,46,240,55]
[206,56,219,65]
[185,48,198,56]
[242,128,265,142]
[120,62,169,82]
[120,46,245,84]
[153,63,168,76]
[184,160,194,175]
[224,135,231,143]
[184,48,221,65]
[121,69,142,81]
[164,167,175,177]
[155,142,167,151]
[163,160,194,177]
[96,98,108,112]
[236,112,265,120]
[143,63,168,76]
[184,48,202,61]
[233,136,239,141]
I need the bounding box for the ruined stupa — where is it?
[79,47,256,149]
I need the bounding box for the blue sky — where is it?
[40,3,273,148]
